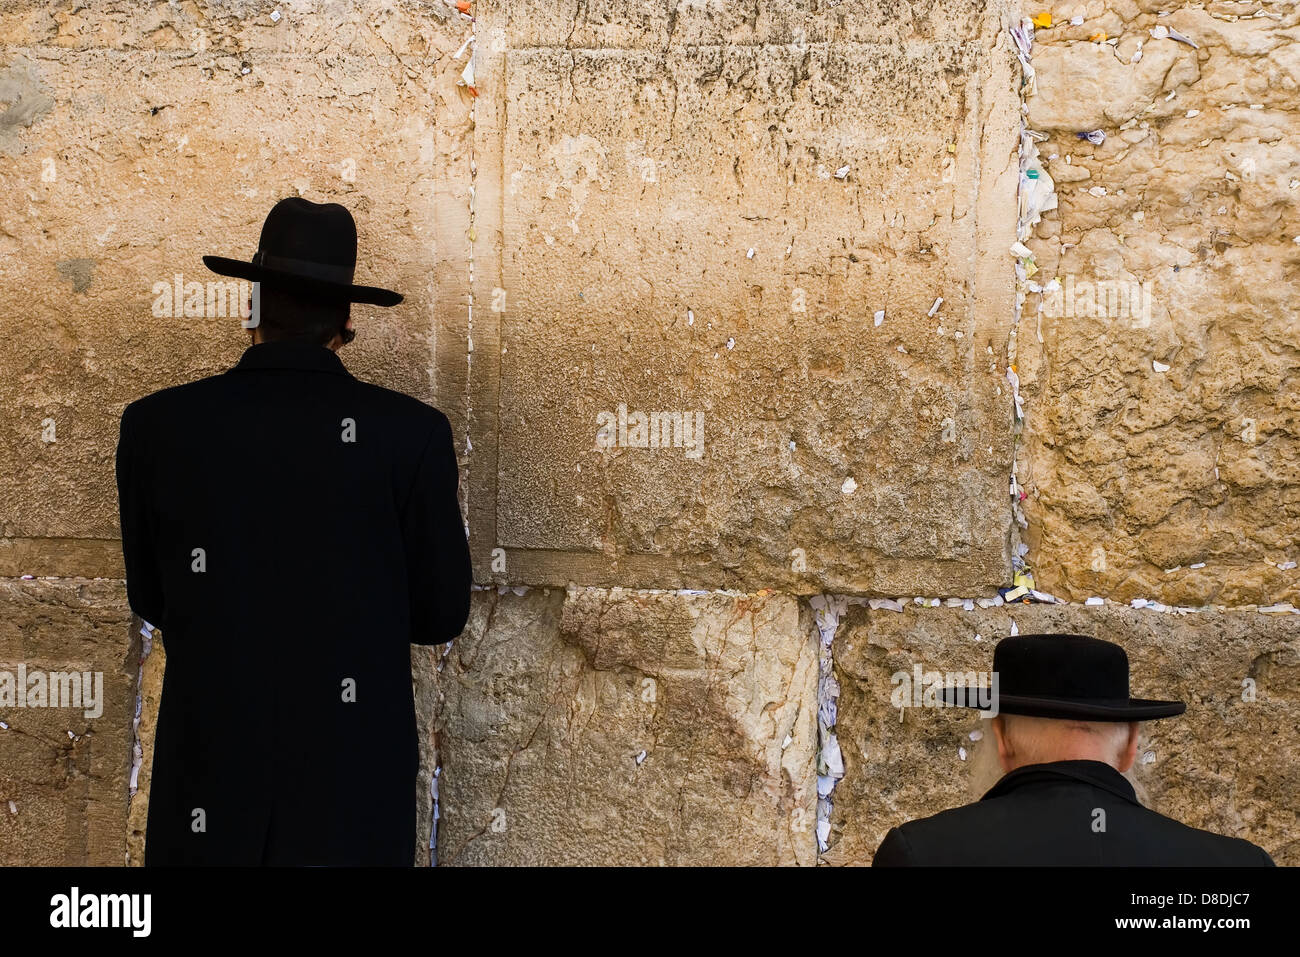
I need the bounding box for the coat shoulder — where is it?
[119,372,230,429]
[872,799,998,865]
[349,379,451,433]
[1134,808,1276,865]
[122,371,451,435]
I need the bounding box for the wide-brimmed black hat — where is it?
[203,197,402,306]
[940,633,1186,721]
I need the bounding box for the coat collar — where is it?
[981,759,1141,807]
[229,340,352,377]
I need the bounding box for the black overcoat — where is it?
[873,759,1275,866]
[116,340,471,865]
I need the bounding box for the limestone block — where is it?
[0,12,469,550]
[0,0,457,54]
[434,587,818,864]
[472,13,1020,592]
[1018,10,1300,605]
[497,0,993,48]
[0,578,134,865]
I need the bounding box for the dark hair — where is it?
[255,283,353,346]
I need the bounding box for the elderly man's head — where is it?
[967,714,1145,799]
[992,714,1139,772]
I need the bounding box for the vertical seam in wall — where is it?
[811,595,847,862]
[1008,15,1043,589]
[126,618,152,865]
[433,4,480,868]
[464,24,479,518]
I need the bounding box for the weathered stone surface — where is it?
[499,0,995,48]
[434,587,818,864]
[1027,39,1200,131]
[0,578,134,865]
[469,1,1021,594]
[1017,7,1300,606]
[0,5,470,555]
[827,602,1299,865]
[1,0,1297,868]
[0,0,457,54]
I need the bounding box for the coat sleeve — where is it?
[400,412,472,644]
[115,402,166,628]
[872,826,915,866]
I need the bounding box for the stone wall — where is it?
[0,0,1294,866]
[1019,2,1300,609]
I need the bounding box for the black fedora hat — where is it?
[203,197,402,307]
[941,633,1186,721]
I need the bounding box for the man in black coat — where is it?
[873,634,1275,866]
[117,198,472,865]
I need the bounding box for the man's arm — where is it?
[115,402,165,627]
[401,412,472,645]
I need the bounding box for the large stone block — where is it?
[434,587,818,864]
[0,0,459,54]
[496,0,995,48]
[0,13,471,561]
[469,6,1021,593]
[0,578,134,865]
[826,602,1299,865]
[1017,10,1300,606]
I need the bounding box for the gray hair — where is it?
[965,716,1150,806]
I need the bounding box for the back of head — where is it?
[256,283,351,347]
[999,713,1132,766]
[968,715,1150,805]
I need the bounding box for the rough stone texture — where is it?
[499,0,993,48]
[1017,3,1300,606]
[433,587,818,864]
[0,0,476,866]
[1,0,1297,867]
[827,602,1299,866]
[469,0,1021,594]
[0,0,470,571]
[0,578,135,865]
